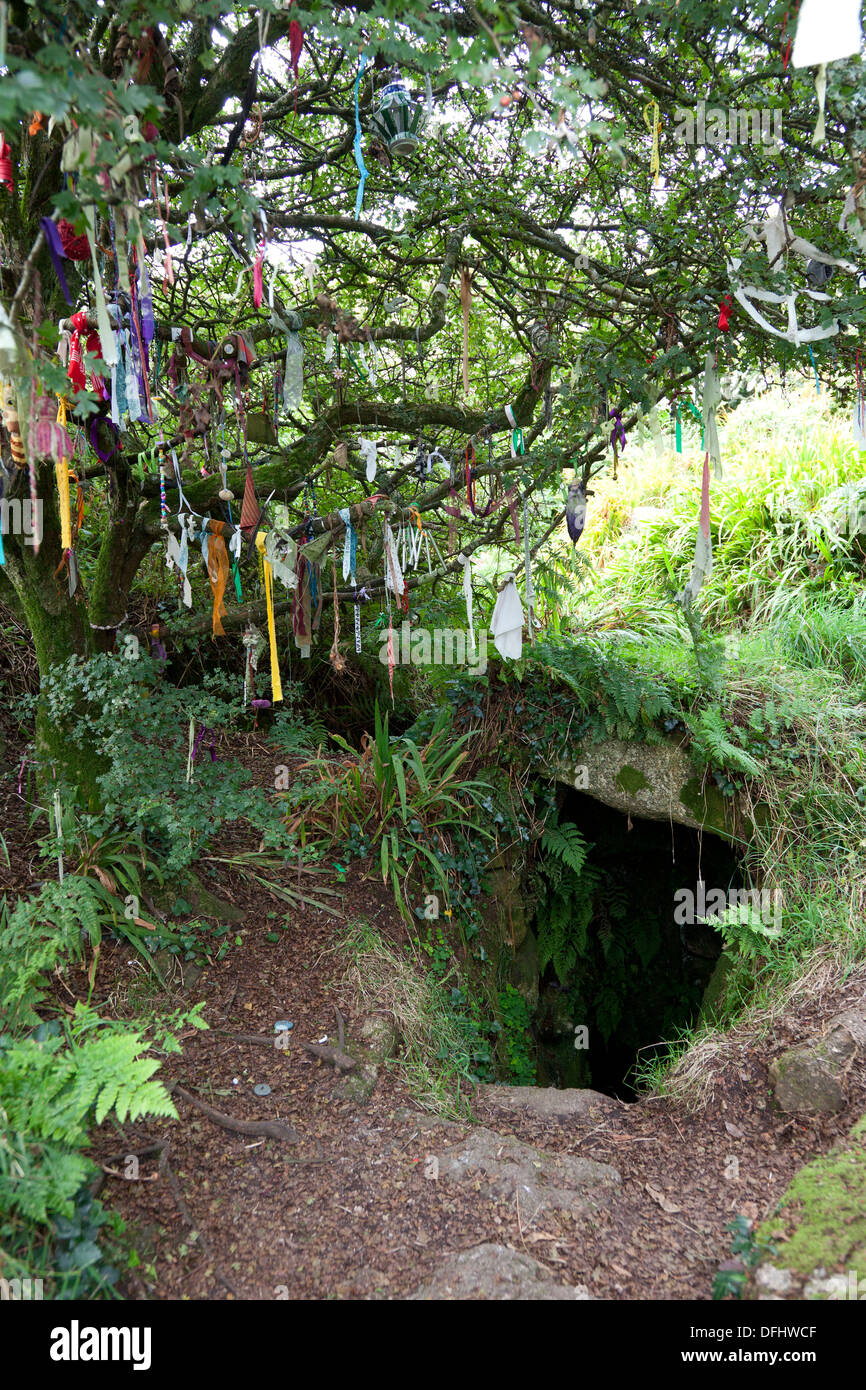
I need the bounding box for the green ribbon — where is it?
[345,345,367,380]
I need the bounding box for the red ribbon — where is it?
[0,133,14,194]
[780,10,793,71]
[67,311,105,396]
[289,20,304,79]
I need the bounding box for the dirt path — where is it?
[3,751,862,1302]
[85,875,863,1301]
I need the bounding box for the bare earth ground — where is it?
[2,733,864,1302]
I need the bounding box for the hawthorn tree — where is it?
[1,0,866,789]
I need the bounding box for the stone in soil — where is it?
[477,1084,620,1123]
[432,1124,620,1218]
[408,1243,592,1300]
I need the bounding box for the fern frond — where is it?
[540,823,590,876]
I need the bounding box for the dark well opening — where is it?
[532,788,745,1101]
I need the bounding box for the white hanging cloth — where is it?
[792,0,861,67]
[792,0,862,145]
[166,530,192,607]
[457,552,476,656]
[727,265,841,346]
[678,455,713,608]
[383,521,405,599]
[758,210,858,275]
[728,212,860,344]
[359,437,377,483]
[491,576,524,660]
[0,303,18,374]
[701,353,723,479]
[265,530,297,589]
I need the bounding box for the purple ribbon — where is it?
[609,409,626,451]
[192,725,217,763]
[127,317,149,421]
[39,218,73,306]
[88,416,121,463]
[138,260,155,349]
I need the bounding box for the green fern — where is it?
[0,1005,178,1225]
[689,705,765,778]
[541,822,590,876]
[699,903,782,959]
[536,863,598,983]
[0,880,107,1030]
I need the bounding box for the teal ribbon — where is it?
[682,399,705,450]
[345,345,367,379]
[808,345,820,395]
[353,54,370,221]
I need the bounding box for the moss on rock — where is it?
[755,1116,866,1278]
[679,776,736,840]
[615,764,651,795]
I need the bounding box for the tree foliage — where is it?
[1,0,865,736]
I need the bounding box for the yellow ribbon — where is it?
[55,396,72,551]
[643,100,661,187]
[255,531,283,703]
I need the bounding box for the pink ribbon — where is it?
[253,243,265,309]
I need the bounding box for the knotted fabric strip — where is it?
[205,520,231,637]
[458,551,476,656]
[353,55,370,220]
[255,529,283,701]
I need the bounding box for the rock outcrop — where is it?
[409,1243,592,1300]
[768,1006,866,1114]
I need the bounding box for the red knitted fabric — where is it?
[57,219,91,260]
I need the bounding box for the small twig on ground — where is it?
[89,1141,168,1197]
[100,1163,159,1181]
[334,1004,346,1052]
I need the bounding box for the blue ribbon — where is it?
[808,345,820,395]
[353,54,370,221]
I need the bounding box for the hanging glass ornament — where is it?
[368,74,428,157]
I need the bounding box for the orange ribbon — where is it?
[207,531,229,636]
